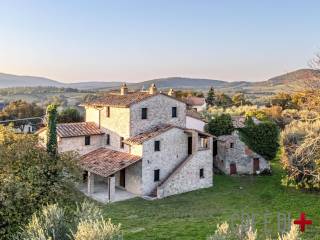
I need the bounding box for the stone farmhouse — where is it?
[214,116,270,175]
[185,96,207,112]
[38,84,214,203]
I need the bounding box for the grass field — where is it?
[100,158,320,240]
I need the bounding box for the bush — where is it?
[0,125,80,238]
[239,118,279,160]
[205,114,234,136]
[281,120,320,190]
[19,201,122,240]
[208,221,299,240]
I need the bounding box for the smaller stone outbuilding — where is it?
[214,131,270,175]
[214,116,270,175]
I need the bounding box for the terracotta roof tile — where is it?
[186,110,207,122]
[80,148,141,177]
[124,124,214,145]
[124,124,174,145]
[185,96,206,106]
[57,122,104,138]
[83,91,186,107]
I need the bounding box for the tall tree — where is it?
[206,87,216,107]
[205,114,234,136]
[46,104,58,156]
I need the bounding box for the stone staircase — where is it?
[146,154,194,199]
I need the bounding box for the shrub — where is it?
[239,118,279,160]
[281,120,320,190]
[0,125,79,238]
[205,114,234,136]
[19,201,121,240]
[208,221,299,240]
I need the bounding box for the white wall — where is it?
[186,116,206,132]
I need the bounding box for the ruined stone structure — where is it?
[214,130,270,175]
[37,84,214,202]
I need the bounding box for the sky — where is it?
[0,0,319,83]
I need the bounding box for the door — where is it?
[253,158,260,172]
[120,168,125,188]
[212,140,218,157]
[230,163,237,175]
[188,136,193,155]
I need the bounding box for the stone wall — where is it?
[85,106,131,152]
[216,131,270,174]
[58,135,103,155]
[141,127,188,195]
[157,149,213,198]
[125,161,142,194]
[130,94,186,136]
[38,130,103,155]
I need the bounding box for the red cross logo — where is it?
[293,212,312,232]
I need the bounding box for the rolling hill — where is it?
[1,69,320,93]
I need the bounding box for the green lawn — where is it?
[100,160,320,240]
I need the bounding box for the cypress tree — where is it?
[46,104,58,156]
[206,87,215,107]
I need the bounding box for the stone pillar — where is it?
[87,172,94,195]
[107,176,116,202]
[192,131,198,153]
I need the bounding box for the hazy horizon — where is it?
[0,1,319,83]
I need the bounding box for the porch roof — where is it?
[80,148,141,177]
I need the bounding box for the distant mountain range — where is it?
[1,69,320,94]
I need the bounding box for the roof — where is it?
[83,91,186,108]
[217,134,235,142]
[184,96,206,106]
[186,110,207,122]
[231,116,261,129]
[80,148,141,177]
[124,124,174,145]
[231,116,246,128]
[36,122,104,138]
[124,124,214,145]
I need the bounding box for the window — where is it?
[230,142,234,148]
[85,136,91,146]
[154,140,160,151]
[106,134,110,145]
[154,169,160,182]
[106,106,110,118]
[200,168,204,178]
[120,137,124,149]
[141,108,148,119]
[172,107,177,118]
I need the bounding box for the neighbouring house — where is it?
[213,116,270,175]
[38,84,214,203]
[186,110,207,132]
[184,96,207,112]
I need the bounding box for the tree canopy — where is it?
[239,118,279,160]
[205,114,234,137]
[0,125,79,238]
[0,100,44,121]
[58,108,83,123]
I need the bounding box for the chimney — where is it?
[168,88,176,97]
[120,83,128,95]
[149,83,157,95]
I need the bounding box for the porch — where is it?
[79,147,142,203]
[79,173,137,203]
